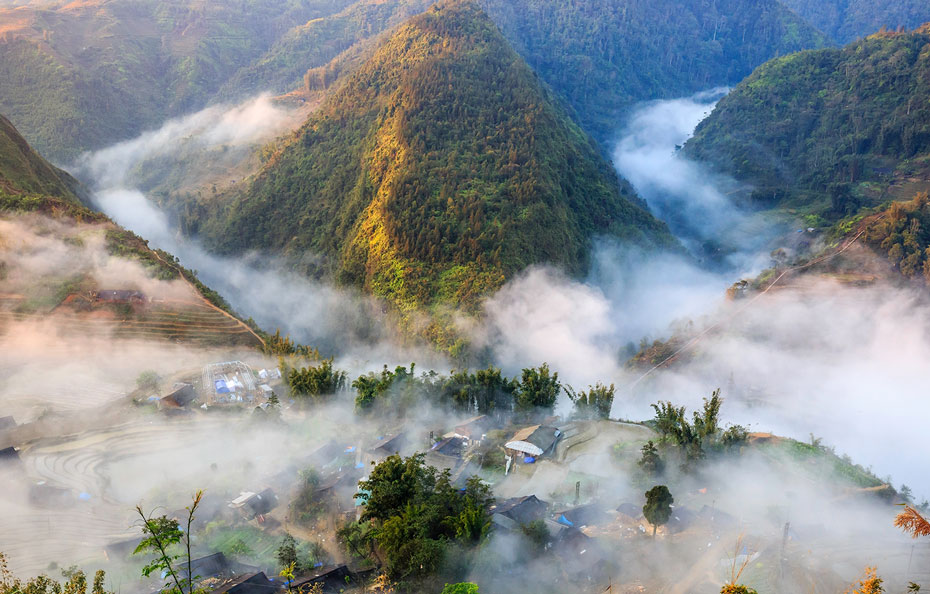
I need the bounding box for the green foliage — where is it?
[192,1,675,320]
[0,556,110,594]
[638,440,664,475]
[643,485,674,536]
[440,584,479,594]
[687,27,930,217]
[514,364,561,412]
[568,382,615,419]
[263,330,321,358]
[519,519,549,553]
[286,358,348,400]
[863,194,930,281]
[354,454,493,583]
[136,370,161,393]
[134,491,203,594]
[777,0,930,43]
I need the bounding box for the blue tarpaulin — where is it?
[557,514,573,526]
[214,379,230,393]
[523,456,536,464]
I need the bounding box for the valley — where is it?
[2,1,930,593]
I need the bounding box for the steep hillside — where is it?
[0,114,83,203]
[189,1,675,323]
[0,113,263,349]
[0,0,354,161]
[685,26,930,218]
[778,0,930,43]
[477,0,827,145]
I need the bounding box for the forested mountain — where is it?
[778,0,930,43]
[685,25,930,217]
[477,0,827,145]
[0,0,355,162]
[188,0,675,325]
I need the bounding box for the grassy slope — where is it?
[685,26,930,218]
[191,1,675,325]
[778,0,930,43]
[0,112,262,347]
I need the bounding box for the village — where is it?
[3,356,922,594]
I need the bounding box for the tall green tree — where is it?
[515,364,561,411]
[643,485,674,537]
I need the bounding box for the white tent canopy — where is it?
[504,440,544,456]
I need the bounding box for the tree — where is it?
[643,485,674,537]
[136,370,160,393]
[134,490,203,594]
[0,556,111,594]
[515,363,561,411]
[276,534,298,570]
[638,441,664,475]
[568,383,615,419]
[286,358,347,400]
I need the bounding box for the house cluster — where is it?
[200,361,283,406]
[173,552,371,594]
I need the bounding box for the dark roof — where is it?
[244,489,277,516]
[0,416,15,431]
[454,415,491,436]
[506,425,561,454]
[211,572,279,594]
[491,495,548,525]
[554,503,607,527]
[0,446,21,465]
[430,436,466,457]
[162,384,197,407]
[616,502,642,518]
[291,565,353,592]
[368,433,405,454]
[184,553,257,581]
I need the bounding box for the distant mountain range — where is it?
[0,0,838,161]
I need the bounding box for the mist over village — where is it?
[1,1,930,593]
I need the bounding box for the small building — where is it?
[554,503,607,528]
[367,433,406,460]
[291,565,355,593]
[228,488,278,520]
[211,572,279,594]
[0,446,22,470]
[160,383,197,408]
[490,495,548,528]
[504,425,561,462]
[453,415,492,440]
[616,502,642,519]
[183,552,257,582]
[95,290,147,304]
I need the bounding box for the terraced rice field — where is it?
[0,295,262,348]
[1,417,232,576]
